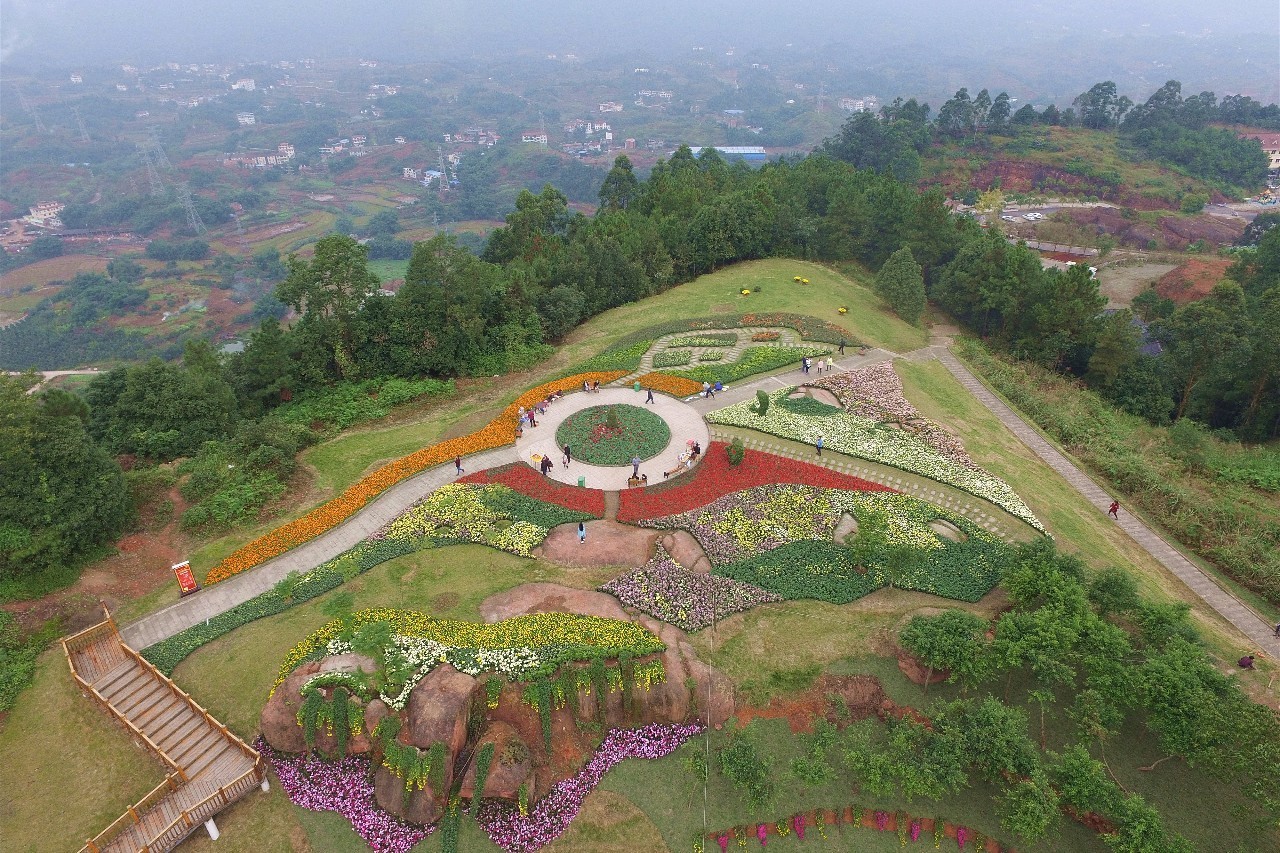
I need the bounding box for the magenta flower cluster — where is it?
[476,722,705,852]
[258,738,433,853]
[599,546,781,630]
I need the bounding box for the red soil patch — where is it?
[1154,257,1235,305]
[617,442,893,523]
[459,463,607,517]
[2,486,190,636]
[535,521,657,569]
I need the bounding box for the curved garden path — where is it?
[120,328,1279,664]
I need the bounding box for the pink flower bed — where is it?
[476,722,704,852]
[259,738,433,853]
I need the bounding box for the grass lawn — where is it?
[0,254,109,292]
[367,257,411,283]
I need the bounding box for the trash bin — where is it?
[577,476,586,488]
[633,381,641,392]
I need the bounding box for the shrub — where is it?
[727,437,745,466]
[754,389,770,416]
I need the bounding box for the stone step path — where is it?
[935,348,1280,658]
[707,425,1037,543]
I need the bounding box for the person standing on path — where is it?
[645,388,655,404]
[528,409,537,428]
[801,357,810,375]
[1273,622,1280,638]
[578,522,586,544]
[562,444,572,466]
[816,358,824,375]
[816,435,824,457]
[1108,500,1120,519]
[826,357,835,373]
[540,455,553,476]
[631,455,641,477]
[838,339,846,356]
[455,456,465,476]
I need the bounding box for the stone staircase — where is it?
[63,611,266,853]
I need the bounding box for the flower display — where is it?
[599,545,782,631]
[644,485,1008,605]
[459,464,606,516]
[259,738,433,853]
[654,349,694,368]
[706,388,1044,531]
[274,608,664,692]
[555,404,671,465]
[671,345,831,386]
[667,333,737,348]
[617,442,891,523]
[476,723,704,852]
[204,371,627,585]
[644,485,840,565]
[811,363,976,469]
[636,372,705,398]
[751,331,781,342]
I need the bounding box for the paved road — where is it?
[934,346,1280,659]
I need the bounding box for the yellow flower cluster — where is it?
[273,608,664,691]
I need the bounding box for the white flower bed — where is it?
[707,389,1044,531]
[325,634,545,711]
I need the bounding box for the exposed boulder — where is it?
[374,764,442,825]
[259,661,321,753]
[318,652,378,676]
[459,721,532,799]
[662,530,712,574]
[405,664,479,756]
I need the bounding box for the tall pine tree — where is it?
[875,246,927,325]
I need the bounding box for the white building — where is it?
[236,112,256,125]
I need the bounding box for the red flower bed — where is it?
[460,464,607,517]
[617,442,894,522]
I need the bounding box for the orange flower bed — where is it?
[636,372,704,399]
[204,370,627,585]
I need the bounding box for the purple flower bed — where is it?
[258,738,433,853]
[600,547,782,630]
[476,722,704,852]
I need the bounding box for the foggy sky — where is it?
[2,0,1275,67]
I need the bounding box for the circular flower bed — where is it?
[555,404,671,465]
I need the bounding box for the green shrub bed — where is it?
[555,405,671,465]
[653,349,693,368]
[672,345,830,385]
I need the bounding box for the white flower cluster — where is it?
[375,635,545,711]
[707,389,1044,531]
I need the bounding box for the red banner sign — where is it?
[172,561,200,597]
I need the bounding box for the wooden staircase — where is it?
[62,609,267,853]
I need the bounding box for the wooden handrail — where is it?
[70,671,186,775]
[100,763,266,853]
[119,644,261,763]
[77,772,184,853]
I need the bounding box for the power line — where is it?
[72,106,90,142]
[14,87,48,133]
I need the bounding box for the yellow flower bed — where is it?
[205,371,627,585]
[273,607,665,692]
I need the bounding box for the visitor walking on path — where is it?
[577,522,586,544]
[540,456,554,476]
[1108,500,1120,519]
[816,435,824,457]
[562,444,572,466]
[645,388,655,404]
[527,410,537,428]
[838,339,846,356]
[816,358,824,375]
[631,455,642,477]
[702,381,715,398]
[801,357,810,374]
[1274,622,1280,638]
[455,456,465,476]
[826,357,834,373]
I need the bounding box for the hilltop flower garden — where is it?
[599,545,782,631]
[706,382,1044,532]
[642,485,1011,604]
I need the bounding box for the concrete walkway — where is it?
[934,347,1280,659]
[120,444,519,649]
[515,387,710,490]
